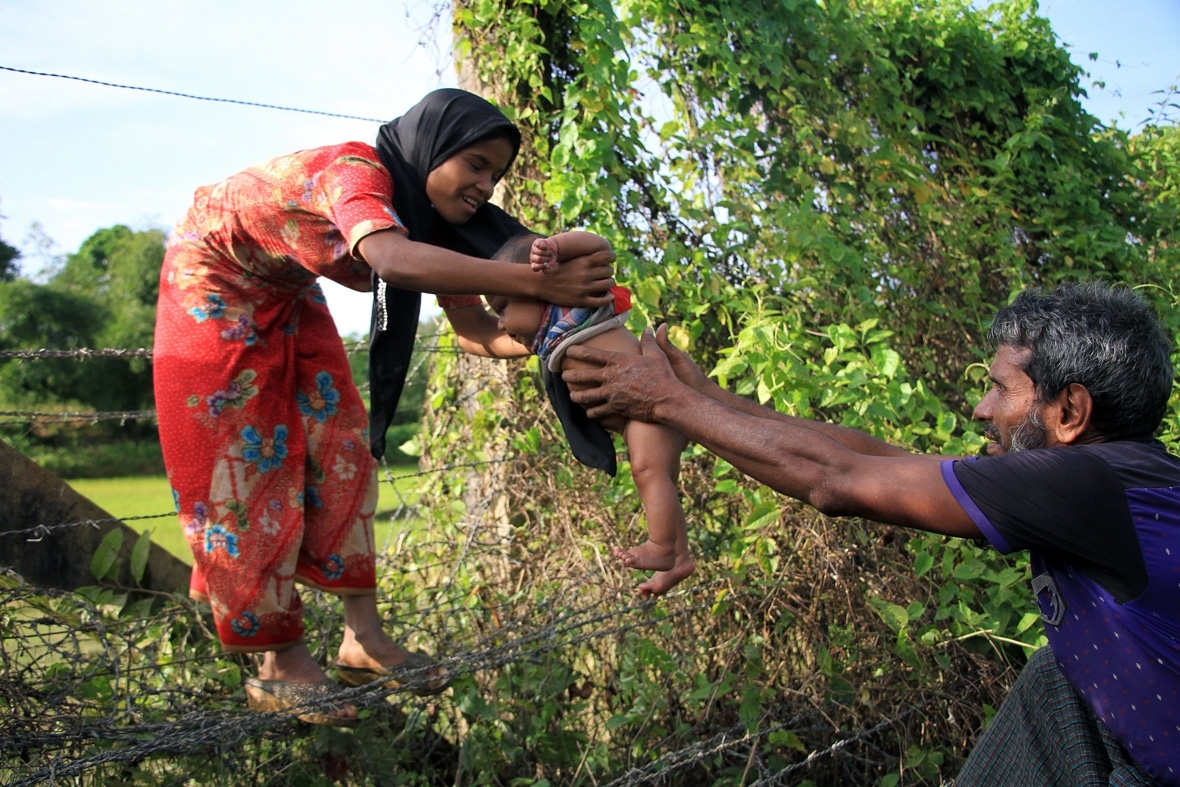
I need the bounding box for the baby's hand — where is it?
[530,236,559,274]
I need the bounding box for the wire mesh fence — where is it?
[0,344,999,785]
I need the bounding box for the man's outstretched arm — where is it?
[643,325,910,458]
[562,326,979,538]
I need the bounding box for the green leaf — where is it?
[605,713,633,731]
[635,278,661,308]
[398,435,422,458]
[952,559,985,581]
[742,501,780,530]
[739,682,762,726]
[129,530,151,585]
[769,729,807,752]
[1015,611,1041,634]
[868,595,909,632]
[511,426,542,454]
[90,529,123,581]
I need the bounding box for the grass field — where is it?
[67,465,424,565]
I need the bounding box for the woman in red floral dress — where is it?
[153,89,614,724]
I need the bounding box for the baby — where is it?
[487,231,694,596]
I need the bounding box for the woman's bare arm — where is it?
[357,230,615,307]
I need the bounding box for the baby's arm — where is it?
[531,231,613,274]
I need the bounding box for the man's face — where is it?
[972,344,1049,456]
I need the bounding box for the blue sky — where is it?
[1,0,1177,338]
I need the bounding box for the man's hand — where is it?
[563,328,687,422]
[652,324,709,393]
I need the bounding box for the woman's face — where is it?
[426,136,516,224]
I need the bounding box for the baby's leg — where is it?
[562,325,693,593]
[615,419,693,590]
[636,511,694,597]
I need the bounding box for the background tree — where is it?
[51,225,163,411]
[0,236,19,282]
[0,225,164,413]
[0,279,106,406]
[401,0,1180,782]
[0,225,165,476]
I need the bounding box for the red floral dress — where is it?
[153,142,404,651]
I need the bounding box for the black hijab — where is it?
[367,89,528,459]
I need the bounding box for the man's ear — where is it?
[1048,383,1095,445]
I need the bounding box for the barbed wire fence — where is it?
[0,341,976,786]
[0,62,990,785]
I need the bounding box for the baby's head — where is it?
[487,234,547,347]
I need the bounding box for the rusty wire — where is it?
[0,342,998,785]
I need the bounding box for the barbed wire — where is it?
[0,340,466,427]
[0,532,951,785]
[599,714,818,787]
[593,700,924,787]
[0,348,155,360]
[8,512,174,542]
[0,549,668,756]
[748,706,925,786]
[0,408,156,423]
[0,65,386,123]
[0,337,975,784]
[0,344,467,361]
[0,552,931,787]
[1,488,964,783]
[0,458,504,542]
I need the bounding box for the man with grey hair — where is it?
[560,282,1179,786]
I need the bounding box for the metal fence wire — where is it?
[0,345,958,786]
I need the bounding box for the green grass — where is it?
[67,465,424,565]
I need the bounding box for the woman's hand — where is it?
[532,246,616,308]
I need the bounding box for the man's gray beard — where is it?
[1009,406,1049,453]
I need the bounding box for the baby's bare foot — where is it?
[530,237,559,273]
[637,553,696,597]
[614,541,676,572]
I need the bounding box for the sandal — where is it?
[244,676,360,727]
[334,650,452,696]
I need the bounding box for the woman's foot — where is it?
[258,642,337,683]
[335,629,414,672]
[637,552,695,597]
[252,642,358,725]
[334,635,450,695]
[245,677,360,727]
[336,593,450,694]
[614,540,677,571]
